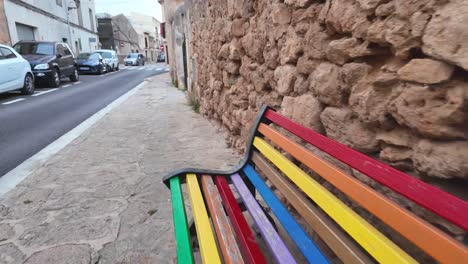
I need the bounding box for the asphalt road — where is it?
[0,64,168,177]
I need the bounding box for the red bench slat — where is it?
[264,109,468,231]
[214,176,267,264]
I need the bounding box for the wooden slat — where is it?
[253,137,417,264]
[231,173,297,264]
[252,152,373,264]
[201,175,244,264]
[258,123,468,263]
[186,174,221,264]
[264,109,468,231]
[242,165,329,264]
[214,176,267,264]
[169,177,194,264]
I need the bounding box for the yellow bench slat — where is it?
[186,173,222,264]
[254,137,417,264]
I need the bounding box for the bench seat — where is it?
[163,105,468,264]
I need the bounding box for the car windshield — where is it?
[77,53,100,60]
[14,43,54,56]
[127,54,138,58]
[97,52,112,58]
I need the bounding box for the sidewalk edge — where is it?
[0,81,148,197]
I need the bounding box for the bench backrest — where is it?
[164,105,468,264]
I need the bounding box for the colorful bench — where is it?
[163,105,468,264]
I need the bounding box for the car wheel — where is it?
[109,64,114,72]
[21,73,35,95]
[69,68,79,82]
[116,64,119,71]
[98,66,104,75]
[142,61,145,66]
[49,68,60,88]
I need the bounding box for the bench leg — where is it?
[188,219,199,251]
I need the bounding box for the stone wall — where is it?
[0,0,11,45]
[187,0,467,259]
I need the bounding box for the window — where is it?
[56,0,62,7]
[96,52,112,58]
[77,6,83,27]
[0,47,17,59]
[78,53,100,60]
[56,44,66,57]
[63,45,72,56]
[89,9,95,31]
[14,43,54,56]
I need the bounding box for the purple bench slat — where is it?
[231,173,297,264]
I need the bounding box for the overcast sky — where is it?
[95,0,163,22]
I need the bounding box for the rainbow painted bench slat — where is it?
[163,105,468,264]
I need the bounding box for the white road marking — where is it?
[137,67,145,70]
[2,98,25,105]
[74,81,82,85]
[62,84,71,88]
[0,80,148,196]
[156,68,163,71]
[32,88,58,97]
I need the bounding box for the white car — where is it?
[0,44,35,94]
[94,49,119,72]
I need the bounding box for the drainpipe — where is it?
[64,0,73,45]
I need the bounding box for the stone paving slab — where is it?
[0,73,240,264]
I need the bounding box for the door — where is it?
[0,47,22,92]
[0,49,10,91]
[56,44,73,76]
[16,23,35,41]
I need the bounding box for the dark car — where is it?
[76,52,107,75]
[13,41,78,87]
[124,53,145,66]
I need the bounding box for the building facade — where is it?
[127,12,162,62]
[159,0,191,90]
[0,0,11,45]
[3,0,98,54]
[97,13,140,63]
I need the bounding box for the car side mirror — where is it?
[56,53,62,58]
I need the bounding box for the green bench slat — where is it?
[169,176,194,264]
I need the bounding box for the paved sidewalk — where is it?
[0,73,240,263]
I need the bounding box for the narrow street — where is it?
[0,63,168,177]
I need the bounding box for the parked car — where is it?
[13,41,78,87]
[124,53,145,66]
[0,44,35,94]
[76,52,107,75]
[157,52,166,62]
[95,49,119,72]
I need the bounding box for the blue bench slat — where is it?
[243,165,329,264]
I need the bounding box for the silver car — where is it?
[124,53,145,66]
